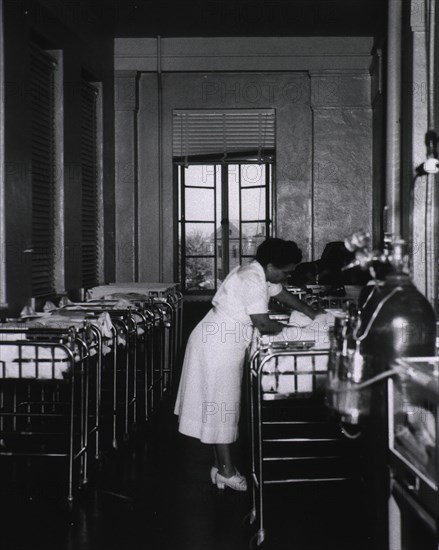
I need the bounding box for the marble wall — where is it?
[114,37,374,282]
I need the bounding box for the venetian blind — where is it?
[30,44,56,297]
[80,80,99,289]
[172,109,275,162]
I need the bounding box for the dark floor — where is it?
[0,395,372,550]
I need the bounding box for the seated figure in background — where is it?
[289,241,368,288]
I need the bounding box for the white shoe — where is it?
[210,466,218,484]
[215,470,247,491]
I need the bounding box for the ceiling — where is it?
[111,0,387,38]
[38,0,388,39]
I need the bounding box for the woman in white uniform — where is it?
[174,238,317,491]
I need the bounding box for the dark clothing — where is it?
[289,242,369,287]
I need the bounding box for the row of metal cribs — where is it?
[0,283,183,502]
[84,282,183,425]
[246,339,362,547]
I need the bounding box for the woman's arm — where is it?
[249,313,284,334]
[273,288,320,320]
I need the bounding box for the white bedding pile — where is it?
[26,311,115,354]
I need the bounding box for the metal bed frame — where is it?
[60,303,148,449]
[78,297,168,423]
[0,325,97,502]
[247,339,358,546]
[0,284,184,502]
[86,283,184,403]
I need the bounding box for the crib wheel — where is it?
[244,507,256,525]
[249,529,266,549]
[256,529,265,546]
[79,476,89,489]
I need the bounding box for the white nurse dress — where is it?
[174,261,282,444]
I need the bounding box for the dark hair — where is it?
[256,238,302,268]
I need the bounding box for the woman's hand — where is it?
[274,288,318,320]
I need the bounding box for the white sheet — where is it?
[0,362,70,380]
[0,345,72,379]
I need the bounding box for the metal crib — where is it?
[86,283,184,406]
[247,338,359,546]
[79,297,166,422]
[0,326,97,502]
[60,303,148,448]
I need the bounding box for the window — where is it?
[177,163,272,292]
[30,43,57,298]
[174,108,275,293]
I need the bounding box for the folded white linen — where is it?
[283,311,334,349]
[288,311,334,329]
[93,312,115,339]
[43,300,57,312]
[288,310,313,327]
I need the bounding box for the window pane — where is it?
[185,188,215,221]
[228,164,240,187]
[185,223,215,255]
[179,161,271,293]
[241,222,266,256]
[216,179,222,231]
[241,187,266,221]
[185,258,215,291]
[228,165,240,227]
[240,256,255,266]
[241,164,265,187]
[185,165,218,187]
[229,240,240,271]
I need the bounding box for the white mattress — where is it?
[253,311,333,395]
[0,345,73,379]
[261,354,328,394]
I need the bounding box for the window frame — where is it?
[176,160,274,294]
